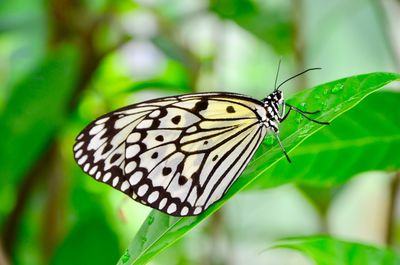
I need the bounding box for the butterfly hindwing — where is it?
[74,93,268,216]
[73,98,174,189]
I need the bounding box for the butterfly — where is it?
[73,67,329,216]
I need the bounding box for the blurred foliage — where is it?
[210,0,292,54]
[272,236,400,265]
[0,0,399,265]
[0,45,80,191]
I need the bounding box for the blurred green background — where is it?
[0,0,399,264]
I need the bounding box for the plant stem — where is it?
[375,0,400,71]
[386,172,400,245]
[1,144,54,258]
[40,142,67,262]
[0,239,9,265]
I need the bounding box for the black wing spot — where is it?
[192,100,208,112]
[178,175,188,185]
[149,119,160,129]
[191,171,200,180]
[162,167,172,176]
[151,152,158,159]
[110,153,121,163]
[212,155,218,161]
[158,108,168,118]
[102,144,113,155]
[204,140,208,145]
[226,106,235,113]
[171,115,181,124]
[155,135,164,141]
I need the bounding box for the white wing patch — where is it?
[73,103,162,193]
[73,93,268,216]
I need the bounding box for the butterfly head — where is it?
[263,66,322,123]
[271,90,284,104]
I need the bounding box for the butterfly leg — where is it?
[281,103,330,125]
[274,133,291,163]
[268,123,291,163]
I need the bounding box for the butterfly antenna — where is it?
[274,58,282,91]
[276,67,321,91]
[275,133,291,163]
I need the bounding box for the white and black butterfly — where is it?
[73,68,328,216]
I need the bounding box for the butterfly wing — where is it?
[73,93,268,216]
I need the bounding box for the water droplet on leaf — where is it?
[121,250,130,263]
[265,135,275,145]
[296,114,304,124]
[331,83,343,94]
[147,216,154,225]
[298,128,310,138]
[319,101,328,111]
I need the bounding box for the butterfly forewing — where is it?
[73,93,268,216]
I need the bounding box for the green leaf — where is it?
[270,236,400,265]
[250,90,400,189]
[209,0,292,53]
[117,72,400,265]
[0,45,80,209]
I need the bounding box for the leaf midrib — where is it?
[293,134,400,155]
[130,217,183,264]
